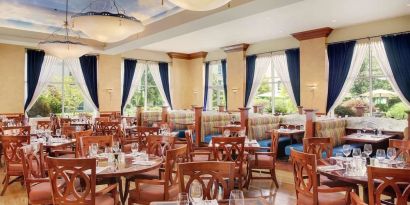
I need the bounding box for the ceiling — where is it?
[0,0,409,54]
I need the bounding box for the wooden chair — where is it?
[128,145,188,205]
[211,136,246,189]
[146,135,176,157]
[1,135,30,195]
[94,117,109,135]
[178,161,235,200]
[36,120,51,130]
[59,117,71,127]
[389,139,410,162]
[79,135,113,157]
[72,129,93,157]
[290,149,351,205]
[19,143,53,205]
[303,137,333,159]
[136,126,160,151]
[2,126,31,136]
[185,130,211,162]
[46,157,118,205]
[351,192,367,205]
[245,130,280,188]
[100,121,121,139]
[367,166,410,205]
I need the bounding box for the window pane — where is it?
[28,84,62,117]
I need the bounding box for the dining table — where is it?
[150,197,271,205]
[266,128,305,144]
[342,133,395,144]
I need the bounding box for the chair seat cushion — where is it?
[95,194,115,205]
[297,185,347,205]
[285,143,303,156]
[129,184,179,203]
[204,134,220,144]
[8,163,23,172]
[176,130,186,138]
[248,154,274,168]
[29,182,53,202]
[333,144,363,156]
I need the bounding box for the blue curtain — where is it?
[285,48,301,106]
[382,33,410,103]
[25,49,45,111]
[221,59,227,110]
[121,59,137,114]
[203,62,210,111]
[326,41,356,113]
[159,62,173,109]
[244,55,257,107]
[79,55,99,109]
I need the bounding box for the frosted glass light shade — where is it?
[38,41,93,59]
[72,12,144,43]
[169,0,231,11]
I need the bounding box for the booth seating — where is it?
[247,114,291,156]
[167,110,194,139]
[285,118,362,156]
[141,111,162,126]
[201,112,231,143]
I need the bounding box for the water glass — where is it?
[189,181,203,203]
[363,144,372,158]
[113,141,120,153]
[178,193,189,205]
[356,130,361,135]
[376,149,386,162]
[342,144,351,158]
[55,129,61,137]
[223,129,231,137]
[396,153,406,168]
[131,142,139,155]
[352,148,361,158]
[386,147,396,161]
[229,190,244,205]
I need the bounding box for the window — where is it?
[124,65,163,116]
[253,61,296,114]
[207,61,225,110]
[27,59,95,118]
[335,44,408,119]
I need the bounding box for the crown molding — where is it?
[222,43,250,53]
[291,27,333,41]
[167,51,208,60]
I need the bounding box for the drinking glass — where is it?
[356,130,361,136]
[55,129,61,137]
[342,144,351,158]
[113,141,120,153]
[131,142,139,155]
[189,181,203,203]
[363,144,372,158]
[396,153,406,168]
[376,149,386,162]
[178,193,189,205]
[386,147,396,162]
[223,129,231,137]
[352,148,361,158]
[229,189,244,205]
[105,147,112,156]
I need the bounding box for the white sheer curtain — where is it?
[272,52,297,107]
[246,54,271,107]
[26,55,59,112]
[65,58,98,111]
[148,62,170,106]
[328,40,368,113]
[125,61,145,108]
[371,38,410,106]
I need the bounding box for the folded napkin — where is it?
[132,161,155,166]
[317,165,344,172]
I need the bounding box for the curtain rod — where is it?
[122,57,170,63]
[247,47,298,57]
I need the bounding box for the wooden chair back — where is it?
[163,146,188,197]
[100,121,121,139]
[136,126,160,150]
[303,137,333,159]
[211,137,245,168]
[2,126,31,136]
[46,157,97,205]
[79,135,113,157]
[290,149,319,205]
[94,117,109,134]
[389,139,410,162]
[61,126,76,138]
[146,135,176,157]
[368,166,410,205]
[185,130,195,155]
[59,118,71,126]
[72,129,93,157]
[178,162,235,200]
[36,120,51,130]
[1,135,30,165]
[19,143,46,195]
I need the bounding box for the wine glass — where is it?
[396,153,406,168]
[131,142,139,155]
[178,193,189,205]
[55,129,61,137]
[223,129,231,137]
[376,149,386,162]
[342,144,351,158]
[113,141,120,153]
[386,147,396,162]
[189,181,203,203]
[352,148,361,158]
[363,144,372,158]
[229,190,244,205]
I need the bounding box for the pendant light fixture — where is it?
[72,0,144,43]
[38,0,92,59]
[168,0,231,11]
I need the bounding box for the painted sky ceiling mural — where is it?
[0,0,181,37]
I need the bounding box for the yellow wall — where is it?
[226,50,246,111]
[98,54,122,112]
[299,37,328,113]
[189,58,205,107]
[0,44,25,113]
